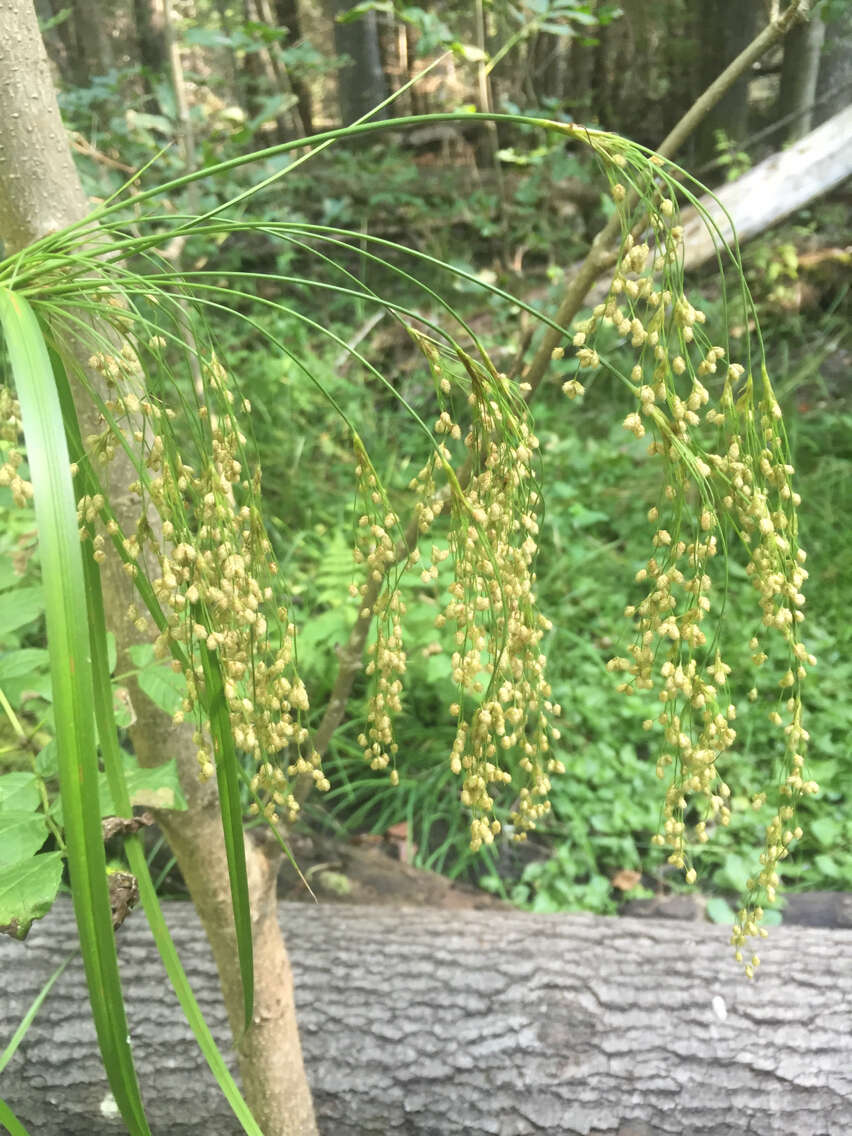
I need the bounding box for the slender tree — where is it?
[778,6,826,140]
[133,0,168,113]
[274,0,315,133]
[325,0,388,125]
[0,5,318,1134]
[814,0,852,125]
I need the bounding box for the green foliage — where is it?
[0,80,845,1124]
[711,129,752,182]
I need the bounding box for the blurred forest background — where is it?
[4,0,851,922]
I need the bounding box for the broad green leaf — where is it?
[183,26,233,48]
[35,740,57,779]
[0,560,25,591]
[810,817,840,847]
[0,588,44,638]
[0,813,48,865]
[0,671,53,709]
[49,752,187,828]
[814,853,840,878]
[0,648,50,680]
[296,606,354,658]
[715,852,752,893]
[425,651,453,684]
[128,643,186,715]
[705,896,736,924]
[0,851,63,929]
[98,754,187,816]
[0,772,40,813]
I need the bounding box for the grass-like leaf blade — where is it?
[82,548,263,1133]
[0,954,72,1075]
[200,638,255,1030]
[0,1097,33,1136]
[0,287,151,1135]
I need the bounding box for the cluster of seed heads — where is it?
[0,389,33,507]
[82,346,324,822]
[562,137,815,971]
[0,128,815,974]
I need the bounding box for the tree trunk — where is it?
[777,9,826,141]
[325,0,388,126]
[2,899,852,1135]
[0,5,318,1134]
[814,0,852,126]
[133,0,168,113]
[69,0,113,86]
[694,0,760,169]
[274,0,315,134]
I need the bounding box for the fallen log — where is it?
[678,104,852,272]
[1,898,851,1135]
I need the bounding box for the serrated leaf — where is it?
[0,588,44,639]
[99,754,187,815]
[716,852,752,893]
[0,772,40,813]
[1,671,53,709]
[0,813,49,866]
[0,851,63,928]
[0,560,26,592]
[0,648,50,680]
[128,643,186,715]
[35,739,57,779]
[425,652,452,683]
[705,896,736,924]
[809,816,840,846]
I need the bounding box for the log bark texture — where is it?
[679,104,852,272]
[2,898,851,1136]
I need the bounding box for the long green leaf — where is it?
[0,1097,32,1136]
[0,954,73,1075]
[48,325,255,1035]
[199,638,254,1030]
[0,288,150,1135]
[81,543,263,1134]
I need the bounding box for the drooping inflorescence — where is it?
[0,123,815,974]
[559,131,815,971]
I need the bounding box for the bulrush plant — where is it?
[0,34,818,1136]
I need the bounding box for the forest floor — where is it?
[270,826,852,930]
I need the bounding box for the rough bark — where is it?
[814,1,852,126]
[777,10,826,141]
[326,0,388,126]
[2,898,851,1136]
[694,0,760,167]
[274,0,315,134]
[0,5,317,1133]
[678,104,852,271]
[69,0,113,86]
[133,0,168,113]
